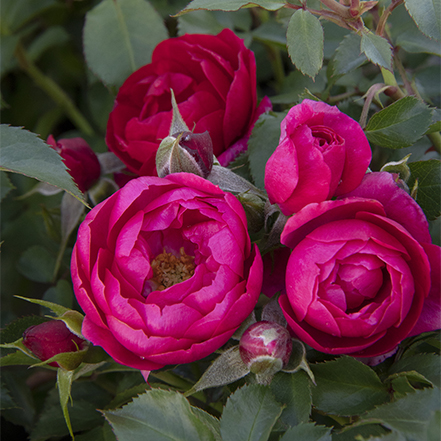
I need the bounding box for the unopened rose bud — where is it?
[22,320,86,367]
[47,135,101,193]
[156,131,214,178]
[239,321,292,377]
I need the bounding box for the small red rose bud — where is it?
[22,320,86,367]
[47,135,101,193]
[239,321,292,378]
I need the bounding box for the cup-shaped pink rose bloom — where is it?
[47,135,101,193]
[106,29,271,176]
[71,173,263,371]
[265,100,372,215]
[279,172,440,358]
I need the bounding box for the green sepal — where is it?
[57,368,75,440]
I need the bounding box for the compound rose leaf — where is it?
[310,356,390,416]
[84,0,168,87]
[103,389,216,441]
[287,9,324,78]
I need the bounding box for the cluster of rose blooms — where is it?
[25,29,440,376]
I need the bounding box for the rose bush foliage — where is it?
[71,173,262,371]
[265,100,372,215]
[106,28,271,176]
[279,172,440,358]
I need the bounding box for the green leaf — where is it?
[286,9,324,78]
[31,397,106,441]
[248,111,286,189]
[360,387,441,441]
[408,160,441,220]
[360,32,393,70]
[191,407,222,441]
[0,350,38,367]
[269,70,327,104]
[1,382,18,410]
[17,245,56,283]
[103,389,216,441]
[83,0,168,87]
[176,0,286,15]
[279,422,332,441]
[333,425,392,441]
[396,26,441,56]
[270,370,312,427]
[310,356,390,416]
[388,354,441,388]
[1,370,35,432]
[404,0,441,41]
[1,0,56,33]
[334,33,367,75]
[43,279,74,313]
[426,109,441,134]
[27,26,70,62]
[0,125,84,201]
[0,171,15,200]
[220,384,284,441]
[365,97,433,149]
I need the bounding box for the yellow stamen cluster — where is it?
[151,247,195,291]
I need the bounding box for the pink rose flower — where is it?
[22,320,86,367]
[265,100,372,215]
[279,172,440,358]
[106,29,271,176]
[47,135,101,193]
[71,173,263,371]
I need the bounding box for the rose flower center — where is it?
[150,247,195,291]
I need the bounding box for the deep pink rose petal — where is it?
[279,189,438,358]
[409,243,441,336]
[265,137,299,206]
[72,173,262,370]
[106,29,261,176]
[340,172,432,244]
[264,99,371,215]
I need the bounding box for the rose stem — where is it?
[14,41,94,136]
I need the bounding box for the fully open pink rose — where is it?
[265,100,372,215]
[71,173,263,371]
[106,29,271,176]
[279,172,440,358]
[47,135,101,193]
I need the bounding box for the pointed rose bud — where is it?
[156,131,214,178]
[47,135,101,193]
[239,321,292,378]
[22,320,87,368]
[156,90,214,178]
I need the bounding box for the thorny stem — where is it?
[394,55,416,96]
[15,42,94,136]
[376,0,404,37]
[264,44,285,92]
[327,90,360,105]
